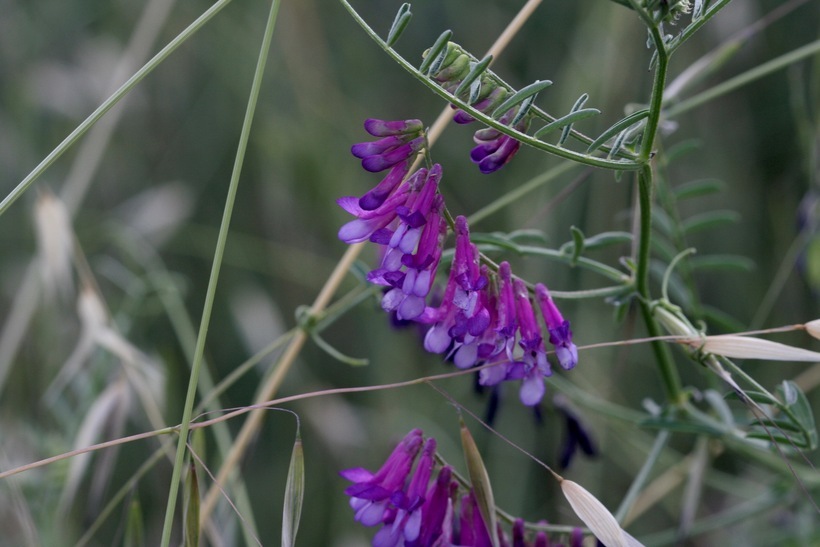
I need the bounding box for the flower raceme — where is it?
[338,118,578,406]
[340,429,586,547]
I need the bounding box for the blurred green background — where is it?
[0,0,818,545]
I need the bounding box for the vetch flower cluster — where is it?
[340,429,585,547]
[338,119,578,406]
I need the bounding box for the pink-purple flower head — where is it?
[470,109,528,174]
[352,118,426,173]
[535,283,578,370]
[340,429,424,528]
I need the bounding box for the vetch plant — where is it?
[0,0,818,545]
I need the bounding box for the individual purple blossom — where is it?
[369,165,446,321]
[508,279,552,406]
[478,261,519,387]
[535,283,578,370]
[352,118,426,172]
[456,492,494,547]
[415,466,456,546]
[470,108,528,174]
[337,162,413,244]
[422,216,490,366]
[373,438,438,547]
[340,429,424,528]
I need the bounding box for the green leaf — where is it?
[386,3,412,47]
[454,55,493,98]
[559,93,590,145]
[681,210,740,234]
[652,208,675,239]
[745,427,810,449]
[534,108,600,140]
[689,254,755,272]
[673,178,726,200]
[733,389,779,405]
[460,419,499,547]
[420,30,453,75]
[570,226,585,265]
[282,432,305,547]
[587,109,649,153]
[664,139,702,162]
[507,229,548,244]
[490,79,553,119]
[778,381,817,449]
[184,462,200,547]
[750,418,804,433]
[470,232,523,254]
[579,231,632,250]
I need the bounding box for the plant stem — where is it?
[159,1,281,544]
[634,20,685,403]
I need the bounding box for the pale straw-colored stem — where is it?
[198,0,543,524]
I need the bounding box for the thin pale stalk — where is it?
[159,1,281,544]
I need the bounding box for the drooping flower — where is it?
[352,118,425,173]
[370,437,437,547]
[370,165,446,321]
[470,124,524,174]
[507,279,553,406]
[535,283,578,370]
[340,429,424,528]
[422,216,490,365]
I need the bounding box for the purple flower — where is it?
[456,492,494,547]
[368,165,446,321]
[423,216,490,365]
[469,106,529,175]
[337,163,413,244]
[509,279,552,406]
[535,283,578,370]
[478,261,519,387]
[415,466,456,546]
[340,429,424,528]
[373,438,438,547]
[352,118,425,172]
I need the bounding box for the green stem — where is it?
[641,25,669,162]
[159,1,281,544]
[629,15,686,405]
[637,168,685,404]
